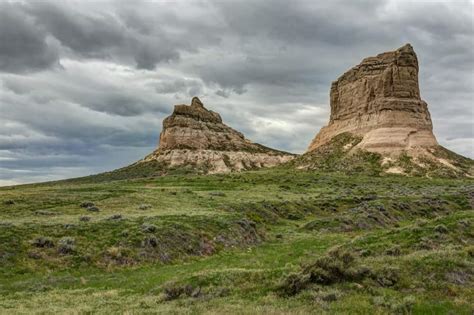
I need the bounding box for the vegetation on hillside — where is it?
[0,169,472,314]
[290,132,474,178]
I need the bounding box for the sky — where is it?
[0,0,473,186]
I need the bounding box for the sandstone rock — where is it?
[308,44,438,155]
[302,44,473,177]
[142,97,294,173]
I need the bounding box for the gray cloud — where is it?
[0,0,472,185]
[18,0,222,70]
[0,2,60,73]
[154,78,204,97]
[25,2,125,57]
[1,61,171,117]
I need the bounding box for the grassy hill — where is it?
[290,133,474,178]
[0,168,473,314]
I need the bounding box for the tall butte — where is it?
[308,43,437,153]
[303,44,472,176]
[142,97,294,173]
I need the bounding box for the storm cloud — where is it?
[0,0,472,185]
[0,2,60,73]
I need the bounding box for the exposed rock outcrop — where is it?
[142,97,294,173]
[303,44,473,177]
[308,44,437,154]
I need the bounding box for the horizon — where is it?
[1,0,473,186]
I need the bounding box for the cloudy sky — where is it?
[0,0,473,185]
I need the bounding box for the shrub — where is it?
[278,272,310,296]
[417,237,436,250]
[143,235,158,248]
[108,214,123,220]
[385,245,401,256]
[287,213,303,220]
[391,296,416,314]
[141,223,158,233]
[31,236,55,248]
[458,219,470,228]
[304,249,359,284]
[162,282,196,301]
[465,245,474,258]
[27,250,42,259]
[434,224,448,234]
[374,267,400,287]
[34,210,55,216]
[138,204,152,210]
[279,249,371,296]
[211,287,230,298]
[415,218,428,227]
[209,192,226,197]
[58,237,75,254]
[322,292,338,302]
[106,246,122,259]
[80,202,94,208]
[3,200,15,205]
[104,246,135,265]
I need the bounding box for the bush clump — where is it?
[108,214,123,220]
[162,282,199,301]
[80,201,100,212]
[465,245,474,258]
[321,292,338,302]
[303,249,370,285]
[138,204,152,210]
[31,236,54,248]
[385,245,401,256]
[104,246,135,265]
[374,267,400,287]
[278,272,310,296]
[57,237,75,254]
[434,224,448,234]
[141,223,158,233]
[35,210,55,216]
[209,192,226,197]
[87,206,100,212]
[80,202,95,208]
[143,235,158,248]
[279,249,370,296]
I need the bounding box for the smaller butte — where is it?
[142,97,294,173]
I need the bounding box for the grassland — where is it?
[0,168,473,314]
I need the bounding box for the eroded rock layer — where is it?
[308,44,438,154]
[142,97,294,173]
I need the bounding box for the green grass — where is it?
[290,132,474,178]
[0,168,473,314]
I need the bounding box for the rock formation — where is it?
[142,97,294,173]
[308,44,438,155]
[303,44,472,177]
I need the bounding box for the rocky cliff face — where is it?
[142,97,294,173]
[308,44,438,154]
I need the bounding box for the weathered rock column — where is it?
[308,44,438,155]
